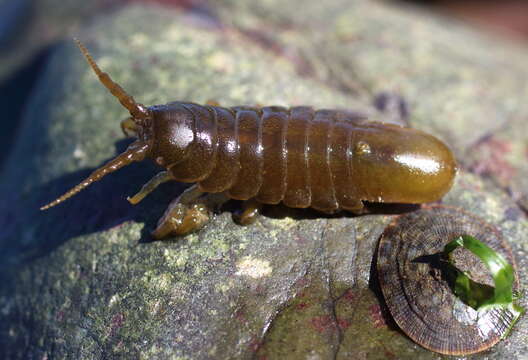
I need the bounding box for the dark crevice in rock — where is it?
[320,219,345,360]
[329,289,344,360]
[253,258,314,359]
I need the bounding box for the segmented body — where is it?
[150,102,456,213]
[40,40,458,220]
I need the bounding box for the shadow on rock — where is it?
[0,139,187,275]
[368,236,402,333]
[0,136,424,282]
[262,200,420,222]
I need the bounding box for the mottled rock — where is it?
[0,2,527,359]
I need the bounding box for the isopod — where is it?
[41,40,458,239]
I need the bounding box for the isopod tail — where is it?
[74,38,150,120]
[40,141,150,210]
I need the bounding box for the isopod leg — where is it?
[342,200,366,215]
[233,199,262,225]
[128,171,173,205]
[151,186,229,239]
[151,185,205,239]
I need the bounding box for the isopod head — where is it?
[40,40,155,210]
[40,41,204,210]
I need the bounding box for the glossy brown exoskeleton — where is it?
[41,40,458,239]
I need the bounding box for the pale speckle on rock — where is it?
[73,146,85,161]
[235,256,273,279]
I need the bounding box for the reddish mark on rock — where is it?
[294,234,308,245]
[55,310,65,322]
[470,136,516,184]
[109,312,125,337]
[234,309,246,323]
[384,350,397,359]
[369,304,388,328]
[337,318,351,330]
[310,315,337,333]
[296,290,307,299]
[296,302,310,310]
[342,289,356,303]
[248,337,262,352]
[295,277,310,287]
[310,315,350,332]
[237,28,284,57]
[253,284,267,296]
[485,137,511,153]
[294,277,310,297]
[115,340,124,351]
[458,178,483,192]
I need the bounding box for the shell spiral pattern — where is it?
[377,206,519,355]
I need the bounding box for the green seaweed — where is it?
[443,235,525,337]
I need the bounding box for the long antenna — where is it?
[40,142,150,210]
[74,38,149,119]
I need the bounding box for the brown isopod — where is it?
[41,40,458,239]
[377,206,519,355]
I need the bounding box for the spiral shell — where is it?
[377,206,519,355]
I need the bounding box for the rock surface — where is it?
[0,0,113,83]
[1,1,527,359]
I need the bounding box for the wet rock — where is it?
[0,2,527,359]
